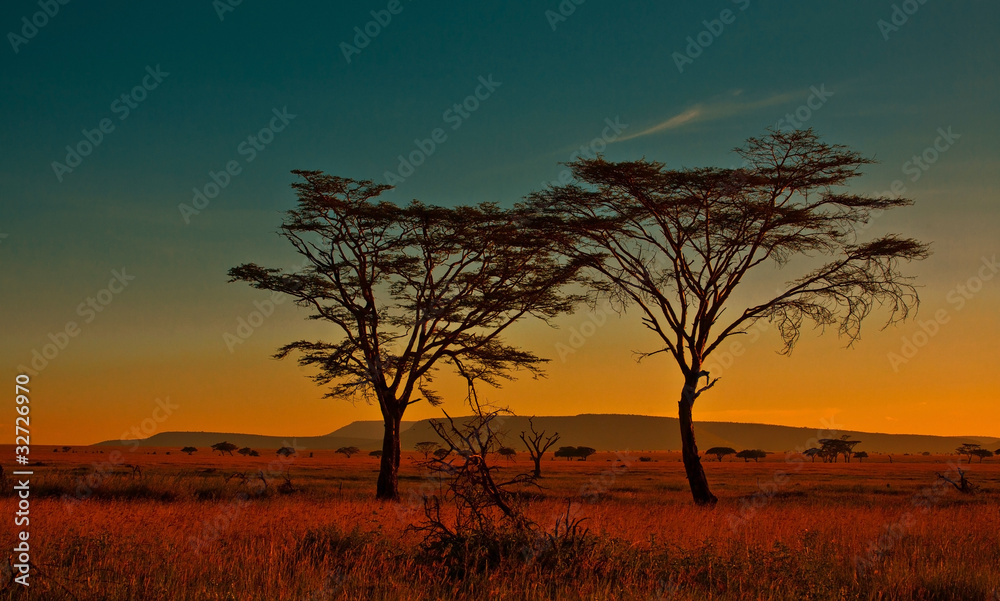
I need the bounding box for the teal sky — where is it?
[2,1,998,443]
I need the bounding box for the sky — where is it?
[1,1,998,445]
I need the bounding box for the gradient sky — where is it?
[2,1,998,445]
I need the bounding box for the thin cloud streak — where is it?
[617,91,798,142]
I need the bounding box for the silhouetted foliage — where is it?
[735,449,766,463]
[369,450,383,458]
[414,441,440,460]
[276,446,297,458]
[181,447,197,456]
[238,447,254,457]
[336,446,361,458]
[970,449,993,463]
[497,447,517,462]
[229,172,584,500]
[853,451,868,462]
[956,443,982,464]
[529,129,929,505]
[819,436,862,462]
[705,447,737,462]
[554,446,597,461]
[212,441,238,456]
[519,417,560,478]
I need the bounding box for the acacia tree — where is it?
[414,441,440,460]
[956,443,981,464]
[736,449,766,463]
[230,172,582,501]
[519,417,560,478]
[705,446,736,462]
[212,441,238,456]
[529,129,929,505]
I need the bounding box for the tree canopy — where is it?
[528,129,928,504]
[705,447,737,461]
[229,171,583,500]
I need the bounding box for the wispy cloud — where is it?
[617,90,798,142]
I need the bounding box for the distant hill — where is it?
[94,414,999,455]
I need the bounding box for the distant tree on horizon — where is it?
[497,446,517,462]
[819,435,862,463]
[970,449,993,463]
[736,449,766,463]
[276,446,296,458]
[181,446,197,455]
[369,450,382,458]
[956,443,982,464]
[554,446,596,461]
[854,451,869,462]
[705,447,737,462]
[519,417,560,478]
[229,172,582,501]
[554,446,577,461]
[414,441,439,460]
[238,447,254,457]
[529,129,929,505]
[212,441,238,456]
[336,446,361,458]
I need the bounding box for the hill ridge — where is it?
[93,414,999,454]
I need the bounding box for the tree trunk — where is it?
[532,456,541,479]
[376,412,402,501]
[678,379,717,506]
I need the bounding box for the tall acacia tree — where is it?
[229,171,582,500]
[529,130,929,505]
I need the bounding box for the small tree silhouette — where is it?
[498,447,517,462]
[238,447,254,457]
[276,446,296,458]
[970,449,993,463]
[181,447,197,456]
[736,449,766,463]
[554,446,578,461]
[336,446,361,458]
[369,450,382,458]
[212,441,238,456]
[519,417,560,478]
[853,451,868,462]
[414,441,439,460]
[705,447,737,462]
[956,443,981,464]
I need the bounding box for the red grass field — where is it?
[2,446,999,600]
